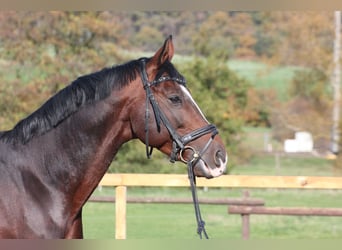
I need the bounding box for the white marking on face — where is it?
[197,153,228,178]
[180,85,209,123]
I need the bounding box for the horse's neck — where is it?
[51,93,133,210]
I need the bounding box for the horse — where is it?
[0,36,227,238]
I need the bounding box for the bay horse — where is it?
[0,36,227,238]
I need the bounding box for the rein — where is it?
[139,59,218,239]
[187,160,209,239]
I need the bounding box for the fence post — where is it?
[115,186,127,239]
[241,213,250,239]
[242,190,250,239]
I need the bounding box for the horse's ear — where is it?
[149,35,174,68]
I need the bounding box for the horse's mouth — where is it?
[193,153,228,178]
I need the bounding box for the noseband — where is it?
[140,59,219,239]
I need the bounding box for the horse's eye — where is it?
[168,96,182,105]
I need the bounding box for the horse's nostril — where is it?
[214,150,225,167]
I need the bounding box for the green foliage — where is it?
[192,11,233,60]
[135,26,164,49]
[0,12,128,132]
[254,31,278,57]
[289,69,330,110]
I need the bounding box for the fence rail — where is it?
[99,174,342,189]
[228,206,342,216]
[95,174,342,239]
[228,205,342,239]
[89,196,265,206]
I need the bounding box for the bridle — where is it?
[139,59,219,239]
[140,59,218,163]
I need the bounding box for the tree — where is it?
[264,12,334,71]
[192,11,234,60]
[0,11,127,131]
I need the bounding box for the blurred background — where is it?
[0,11,341,176]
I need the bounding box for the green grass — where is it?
[83,186,342,239]
[83,151,342,239]
[228,60,301,101]
[231,154,336,176]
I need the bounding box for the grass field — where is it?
[82,154,342,239]
[83,187,342,239]
[227,60,301,101]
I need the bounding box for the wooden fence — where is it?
[228,205,342,239]
[96,174,342,239]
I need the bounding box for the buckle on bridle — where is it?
[179,146,200,164]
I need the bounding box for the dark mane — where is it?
[0,59,142,144]
[0,57,185,145]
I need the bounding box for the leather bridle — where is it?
[139,59,219,239]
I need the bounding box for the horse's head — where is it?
[129,36,228,178]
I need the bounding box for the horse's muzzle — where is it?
[193,151,228,178]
